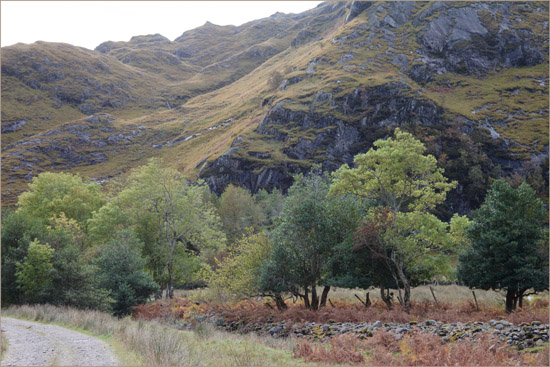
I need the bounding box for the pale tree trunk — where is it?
[390,251,411,309]
[166,235,176,299]
[380,286,393,310]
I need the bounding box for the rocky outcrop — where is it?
[410,2,547,82]
[345,1,373,24]
[203,82,446,193]
[2,120,27,133]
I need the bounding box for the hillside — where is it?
[2,1,548,212]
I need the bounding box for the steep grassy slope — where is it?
[1,42,168,145]
[2,1,548,212]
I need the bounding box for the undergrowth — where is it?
[294,331,549,366]
[133,296,549,325]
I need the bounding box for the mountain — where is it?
[2,1,548,214]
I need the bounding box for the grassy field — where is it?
[175,284,541,307]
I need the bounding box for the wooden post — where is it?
[430,286,439,307]
[472,290,479,311]
[354,292,371,308]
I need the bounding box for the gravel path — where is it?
[1,317,118,366]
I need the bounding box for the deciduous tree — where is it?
[260,169,360,310]
[330,129,457,308]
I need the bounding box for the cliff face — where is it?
[2,1,548,213]
[199,1,548,215]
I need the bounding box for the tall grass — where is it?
[2,304,307,367]
[1,330,7,357]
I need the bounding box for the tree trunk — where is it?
[310,285,319,311]
[274,294,287,311]
[320,286,331,308]
[380,286,392,310]
[392,257,411,309]
[303,287,311,309]
[403,283,411,309]
[505,288,517,313]
[518,288,527,308]
[167,261,174,299]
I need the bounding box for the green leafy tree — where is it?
[352,209,455,308]
[260,169,360,310]
[48,243,113,312]
[17,172,106,228]
[217,185,264,245]
[96,230,159,316]
[458,180,548,313]
[206,230,273,302]
[15,239,54,302]
[330,129,457,308]
[254,188,284,229]
[88,159,225,298]
[1,210,45,305]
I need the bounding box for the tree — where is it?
[254,188,284,229]
[1,209,45,305]
[95,230,159,316]
[206,230,274,302]
[260,169,360,310]
[17,172,106,228]
[458,180,548,313]
[15,239,54,302]
[88,159,225,298]
[47,243,113,312]
[353,209,455,308]
[330,129,457,308]
[217,185,264,245]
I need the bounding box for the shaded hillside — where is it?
[2,1,548,213]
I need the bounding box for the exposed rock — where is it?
[345,1,373,24]
[2,120,27,133]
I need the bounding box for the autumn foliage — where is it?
[133,296,548,325]
[294,331,550,366]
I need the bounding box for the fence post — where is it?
[472,290,480,311]
[429,286,439,307]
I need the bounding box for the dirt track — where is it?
[1,317,118,366]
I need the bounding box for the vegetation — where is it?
[135,288,549,325]
[95,230,159,316]
[1,3,548,365]
[3,304,306,367]
[458,179,549,313]
[4,132,547,321]
[294,330,549,366]
[330,129,460,308]
[259,168,360,310]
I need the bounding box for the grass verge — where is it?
[1,330,7,359]
[2,304,309,367]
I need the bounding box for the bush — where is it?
[96,230,159,316]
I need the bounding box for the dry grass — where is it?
[2,304,310,367]
[0,330,7,359]
[167,286,549,325]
